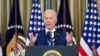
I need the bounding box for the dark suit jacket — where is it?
[35,30,66,46]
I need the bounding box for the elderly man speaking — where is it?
[29,9,73,46]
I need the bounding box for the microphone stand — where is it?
[52,31,58,46]
[51,38,55,46]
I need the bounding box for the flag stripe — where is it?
[79,45,88,56]
[79,53,82,56]
[0,34,2,56]
[80,38,93,55]
[0,46,2,56]
[97,47,100,56]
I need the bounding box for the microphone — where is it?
[46,31,50,40]
[46,31,58,46]
[51,31,58,46]
[54,31,58,41]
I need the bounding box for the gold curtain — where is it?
[0,0,100,45]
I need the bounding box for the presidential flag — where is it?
[0,34,2,56]
[56,0,76,44]
[79,0,100,56]
[5,0,25,56]
[26,0,44,46]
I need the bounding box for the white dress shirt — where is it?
[45,28,56,38]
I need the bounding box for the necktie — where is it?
[48,32,53,46]
[50,32,53,38]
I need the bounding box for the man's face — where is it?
[43,12,57,30]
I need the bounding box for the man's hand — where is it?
[66,31,73,46]
[29,33,38,46]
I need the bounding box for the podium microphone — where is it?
[46,31,58,46]
[46,31,50,40]
[54,31,58,41]
[51,31,58,46]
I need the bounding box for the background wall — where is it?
[0,0,100,45]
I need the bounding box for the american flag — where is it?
[79,0,100,56]
[26,0,44,46]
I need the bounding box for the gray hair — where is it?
[43,9,57,19]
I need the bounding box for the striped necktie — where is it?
[48,32,53,46]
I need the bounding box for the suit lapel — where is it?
[54,30,65,45]
[54,30,60,44]
[41,30,48,45]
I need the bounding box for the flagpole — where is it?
[63,0,66,32]
[92,0,95,43]
[15,0,17,36]
[91,0,98,56]
[34,0,38,32]
[15,0,17,39]
[15,0,18,55]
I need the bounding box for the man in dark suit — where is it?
[29,9,73,46]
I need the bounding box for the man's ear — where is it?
[55,18,57,24]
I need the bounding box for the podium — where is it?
[25,46,79,56]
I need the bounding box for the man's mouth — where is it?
[47,24,51,25]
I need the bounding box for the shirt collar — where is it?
[45,27,56,34]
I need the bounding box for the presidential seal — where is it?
[43,50,62,56]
